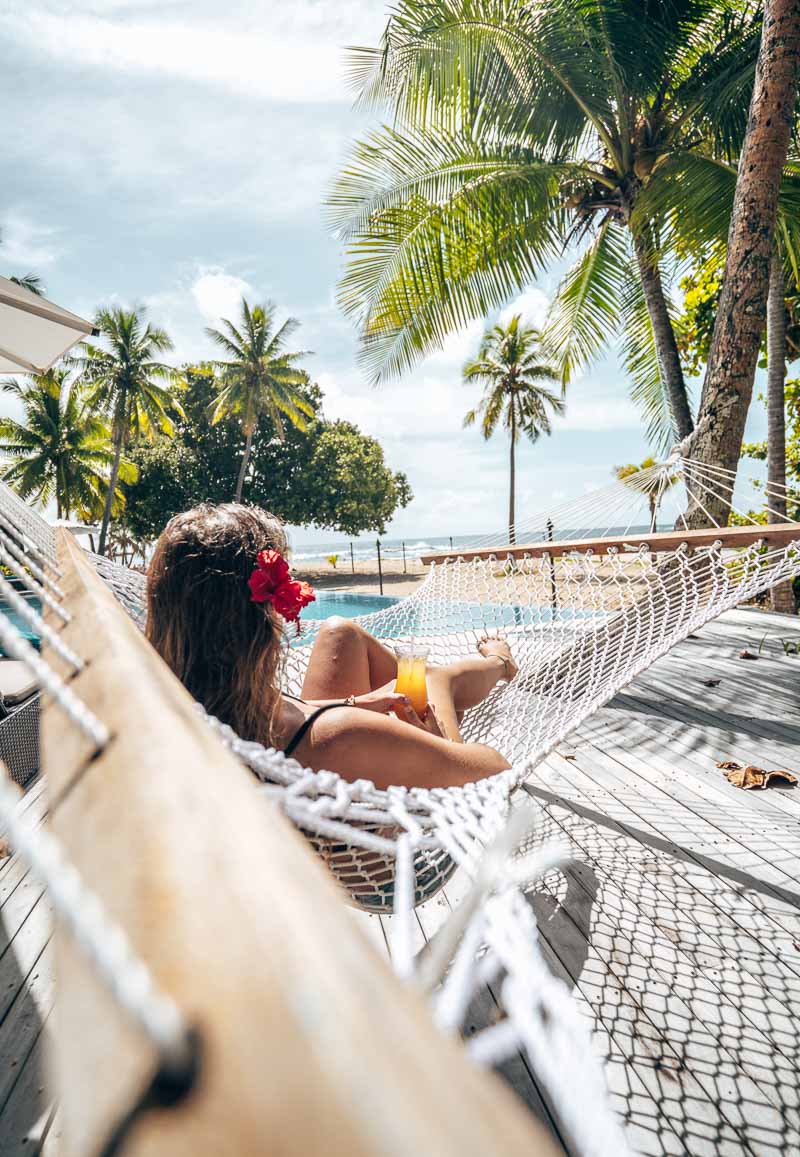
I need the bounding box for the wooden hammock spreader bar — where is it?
[42,529,558,1157]
[420,521,800,565]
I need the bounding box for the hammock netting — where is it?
[73,455,800,911]
[0,454,797,1156]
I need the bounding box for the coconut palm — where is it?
[9,274,44,296]
[206,299,313,502]
[463,315,562,541]
[81,306,177,555]
[329,0,797,452]
[688,0,800,526]
[613,456,679,532]
[0,369,136,520]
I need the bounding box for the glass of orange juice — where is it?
[394,643,429,717]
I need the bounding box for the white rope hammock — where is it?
[0,455,796,1155]
[55,454,800,915]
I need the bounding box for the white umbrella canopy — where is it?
[0,275,97,375]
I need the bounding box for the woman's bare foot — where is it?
[477,636,518,681]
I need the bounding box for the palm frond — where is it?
[619,266,687,454]
[543,220,630,387]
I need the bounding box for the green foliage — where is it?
[463,315,563,441]
[676,246,800,376]
[613,456,678,528]
[330,0,767,450]
[0,369,136,519]
[121,367,412,542]
[82,304,180,552]
[326,554,339,569]
[742,379,800,508]
[82,306,178,442]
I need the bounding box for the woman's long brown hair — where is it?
[147,503,288,746]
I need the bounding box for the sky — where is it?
[0,0,769,546]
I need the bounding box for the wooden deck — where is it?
[353,607,800,1157]
[1,606,798,1154]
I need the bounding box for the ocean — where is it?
[289,525,657,568]
[288,534,475,568]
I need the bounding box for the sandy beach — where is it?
[295,558,429,598]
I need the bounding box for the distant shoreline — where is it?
[295,558,427,599]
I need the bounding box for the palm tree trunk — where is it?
[98,428,124,557]
[235,428,253,503]
[767,252,795,612]
[508,404,516,544]
[685,0,800,528]
[632,235,694,443]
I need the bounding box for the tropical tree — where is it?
[330,0,772,452]
[1,224,45,296]
[81,306,177,555]
[463,315,562,541]
[9,274,44,297]
[120,369,412,542]
[206,299,314,501]
[613,457,679,532]
[0,369,136,519]
[687,0,800,526]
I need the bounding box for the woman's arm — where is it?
[305,706,510,789]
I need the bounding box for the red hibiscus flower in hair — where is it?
[271,579,315,622]
[248,548,315,631]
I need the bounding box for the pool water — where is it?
[0,595,42,654]
[300,590,602,638]
[301,591,400,621]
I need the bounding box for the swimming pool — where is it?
[0,595,41,654]
[300,590,601,638]
[300,591,400,621]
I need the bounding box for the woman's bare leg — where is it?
[427,640,516,742]
[301,617,398,699]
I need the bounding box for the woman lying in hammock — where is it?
[147,503,515,789]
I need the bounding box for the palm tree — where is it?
[206,299,313,502]
[463,315,562,542]
[329,0,793,452]
[0,369,136,519]
[82,306,177,555]
[9,274,44,297]
[613,457,678,533]
[688,0,800,527]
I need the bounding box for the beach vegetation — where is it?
[463,315,561,542]
[81,306,179,555]
[0,369,136,521]
[120,368,412,543]
[206,299,313,502]
[329,0,779,453]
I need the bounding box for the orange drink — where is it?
[394,645,429,716]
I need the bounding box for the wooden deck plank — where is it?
[555,728,800,931]
[526,795,800,1148]
[0,1017,52,1157]
[414,876,568,1150]
[0,778,53,1156]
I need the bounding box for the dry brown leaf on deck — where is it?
[739,649,758,660]
[716,760,798,790]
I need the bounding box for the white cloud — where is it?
[191,269,253,326]
[554,395,641,432]
[0,2,384,105]
[499,287,549,329]
[0,211,62,269]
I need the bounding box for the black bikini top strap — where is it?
[284,701,349,758]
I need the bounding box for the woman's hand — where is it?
[351,691,442,736]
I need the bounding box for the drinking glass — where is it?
[394,643,430,716]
